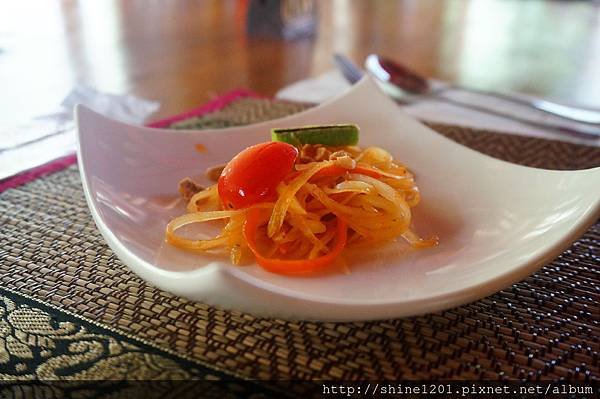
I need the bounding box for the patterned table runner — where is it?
[0,96,598,396]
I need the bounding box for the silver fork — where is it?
[333,54,600,139]
[334,54,364,84]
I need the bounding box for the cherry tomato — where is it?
[218,142,298,209]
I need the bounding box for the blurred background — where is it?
[1,0,600,126]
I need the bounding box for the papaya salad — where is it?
[166,124,438,274]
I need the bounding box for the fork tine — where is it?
[333,53,364,84]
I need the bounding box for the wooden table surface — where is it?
[1,0,600,126]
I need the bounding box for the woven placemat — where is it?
[0,97,598,383]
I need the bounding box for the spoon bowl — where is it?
[76,76,600,321]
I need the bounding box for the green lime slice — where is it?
[271,124,359,147]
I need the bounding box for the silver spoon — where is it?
[352,54,600,139]
[365,54,600,125]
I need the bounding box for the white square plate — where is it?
[76,77,600,321]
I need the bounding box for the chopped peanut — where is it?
[178,178,204,201]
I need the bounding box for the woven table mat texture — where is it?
[0,97,598,382]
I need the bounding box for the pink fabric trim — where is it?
[147,89,262,128]
[0,154,78,193]
[0,89,261,193]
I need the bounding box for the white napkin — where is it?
[0,85,160,181]
[277,70,600,147]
